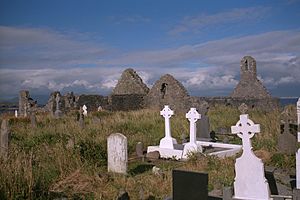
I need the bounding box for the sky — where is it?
[0,0,300,102]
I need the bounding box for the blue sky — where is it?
[0,0,300,101]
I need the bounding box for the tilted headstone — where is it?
[83,105,88,117]
[107,133,127,174]
[159,105,177,149]
[296,98,300,189]
[231,114,270,200]
[278,112,297,155]
[183,108,201,158]
[0,119,10,160]
[172,170,208,200]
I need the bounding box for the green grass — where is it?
[0,105,287,199]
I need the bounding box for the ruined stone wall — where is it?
[18,90,37,116]
[77,95,109,111]
[110,94,145,111]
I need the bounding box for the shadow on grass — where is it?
[128,163,155,176]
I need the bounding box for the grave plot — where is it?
[147,105,242,160]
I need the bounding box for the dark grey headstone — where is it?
[197,115,210,139]
[278,120,297,155]
[173,170,208,200]
[265,170,278,195]
[293,188,300,200]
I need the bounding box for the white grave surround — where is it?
[107,133,128,174]
[296,98,300,189]
[231,114,270,200]
[83,105,88,116]
[147,106,242,160]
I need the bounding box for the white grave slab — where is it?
[231,114,270,200]
[147,105,242,160]
[183,108,201,158]
[107,133,127,174]
[296,98,300,189]
[83,105,88,117]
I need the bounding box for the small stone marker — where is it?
[159,105,177,149]
[172,169,208,200]
[0,119,10,160]
[231,114,270,200]
[14,110,18,118]
[238,103,248,114]
[97,106,103,111]
[136,142,144,158]
[107,133,127,174]
[183,108,201,158]
[78,107,85,129]
[278,112,297,155]
[30,113,37,128]
[24,103,28,117]
[82,105,87,117]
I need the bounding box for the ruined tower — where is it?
[231,56,271,99]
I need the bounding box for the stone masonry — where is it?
[231,56,271,99]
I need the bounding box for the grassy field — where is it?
[0,105,295,199]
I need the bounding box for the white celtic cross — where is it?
[231,114,260,153]
[160,105,174,139]
[186,108,201,144]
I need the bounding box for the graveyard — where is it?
[1,101,299,199]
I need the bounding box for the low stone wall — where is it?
[196,97,280,111]
[110,94,145,111]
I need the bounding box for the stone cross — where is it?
[15,110,18,118]
[231,114,270,199]
[83,105,88,117]
[107,133,127,174]
[278,110,296,155]
[231,114,260,153]
[238,103,248,114]
[186,108,201,144]
[183,108,201,158]
[1,119,10,160]
[159,105,177,149]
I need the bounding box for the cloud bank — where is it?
[0,25,299,100]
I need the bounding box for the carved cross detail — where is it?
[231,114,260,153]
[160,105,174,138]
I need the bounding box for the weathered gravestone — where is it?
[183,108,201,158]
[278,110,297,155]
[296,98,300,190]
[107,133,127,174]
[54,93,63,118]
[238,103,248,114]
[0,119,10,160]
[136,142,144,158]
[78,107,85,129]
[14,110,18,118]
[30,113,37,128]
[196,105,210,140]
[231,114,270,200]
[172,169,208,200]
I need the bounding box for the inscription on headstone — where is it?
[107,133,127,174]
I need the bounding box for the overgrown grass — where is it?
[0,105,289,199]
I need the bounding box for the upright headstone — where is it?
[159,105,177,149]
[136,142,144,158]
[30,113,37,128]
[54,93,62,118]
[197,106,210,139]
[107,133,127,174]
[296,98,300,189]
[24,103,28,117]
[83,105,88,117]
[0,119,10,160]
[14,110,18,118]
[183,108,201,158]
[172,170,208,200]
[78,107,85,129]
[231,114,270,200]
[278,111,297,155]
